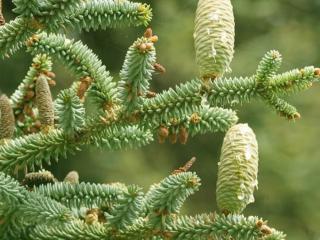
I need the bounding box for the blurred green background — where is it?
[1,0,320,239]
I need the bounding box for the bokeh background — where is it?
[1,0,320,239]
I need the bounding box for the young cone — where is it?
[64,171,79,184]
[194,0,235,79]
[0,95,15,139]
[216,123,259,214]
[35,74,54,130]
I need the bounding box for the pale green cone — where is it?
[194,0,235,79]
[216,123,259,214]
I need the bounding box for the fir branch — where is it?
[12,0,43,17]
[208,76,257,106]
[255,50,303,120]
[167,214,283,240]
[55,89,85,135]
[107,185,145,230]
[34,182,127,209]
[0,129,79,172]
[145,172,201,228]
[27,32,118,106]
[187,106,238,136]
[138,79,203,126]
[11,54,52,110]
[18,193,73,224]
[0,17,36,57]
[89,125,154,151]
[13,0,78,29]
[263,93,300,120]
[255,50,282,85]
[0,122,153,172]
[29,220,110,240]
[119,35,157,113]
[268,66,317,96]
[0,172,26,203]
[60,0,152,32]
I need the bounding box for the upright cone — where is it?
[0,95,15,139]
[216,123,259,214]
[36,74,54,129]
[194,0,235,79]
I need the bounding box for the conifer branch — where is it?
[107,185,145,230]
[11,54,53,112]
[34,181,127,209]
[29,220,110,240]
[167,214,285,240]
[55,89,85,135]
[0,129,78,172]
[0,17,35,57]
[27,32,118,107]
[145,172,201,229]
[119,32,157,113]
[60,0,152,32]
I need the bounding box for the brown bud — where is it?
[178,127,189,145]
[77,77,92,100]
[48,79,56,87]
[146,91,157,98]
[64,171,79,184]
[144,27,153,38]
[158,126,169,144]
[292,112,301,120]
[256,219,264,228]
[145,42,153,50]
[34,120,42,129]
[154,63,166,74]
[0,12,5,26]
[314,68,320,76]
[85,212,98,225]
[190,113,201,124]
[85,208,106,224]
[17,113,25,123]
[0,95,15,139]
[24,90,35,100]
[26,34,40,47]
[44,71,56,79]
[35,74,54,128]
[150,35,159,43]
[260,225,273,235]
[138,43,147,52]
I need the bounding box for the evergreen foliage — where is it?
[0,0,318,239]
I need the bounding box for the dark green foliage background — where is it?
[1,0,320,239]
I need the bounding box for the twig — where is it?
[172,157,196,175]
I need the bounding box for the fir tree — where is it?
[0,0,319,239]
